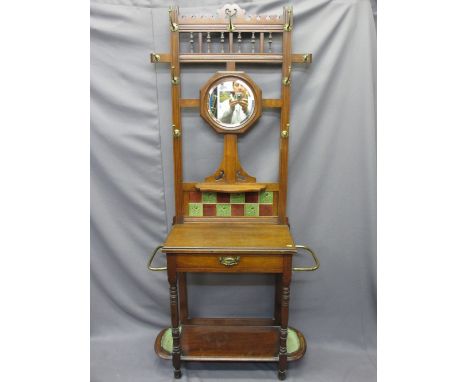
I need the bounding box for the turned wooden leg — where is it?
[274,273,282,325]
[278,257,292,380]
[168,257,182,378]
[178,272,189,324]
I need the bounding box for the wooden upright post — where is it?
[170,7,184,223]
[278,7,293,224]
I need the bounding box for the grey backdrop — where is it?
[91,0,376,381]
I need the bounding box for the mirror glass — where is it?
[207,79,256,130]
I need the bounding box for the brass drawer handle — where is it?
[293,245,320,272]
[218,256,240,267]
[147,245,167,271]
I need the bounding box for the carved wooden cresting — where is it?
[147,4,319,380]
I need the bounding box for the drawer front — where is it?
[175,254,285,273]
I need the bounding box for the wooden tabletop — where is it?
[163,223,296,254]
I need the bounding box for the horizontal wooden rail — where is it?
[179,53,283,64]
[180,99,199,108]
[291,53,312,64]
[152,53,312,65]
[178,25,284,32]
[150,53,171,63]
[180,99,282,109]
[262,99,282,108]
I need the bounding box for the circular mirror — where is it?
[201,72,262,134]
[207,79,255,130]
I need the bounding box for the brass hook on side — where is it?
[150,53,161,63]
[173,124,181,138]
[168,7,179,32]
[171,66,179,85]
[282,65,292,86]
[284,6,293,31]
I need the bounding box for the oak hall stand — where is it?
[147,4,319,380]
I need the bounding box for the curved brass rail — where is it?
[147,245,167,271]
[293,245,320,272]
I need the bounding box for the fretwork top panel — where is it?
[172,4,292,32]
[178,16,284,26]
[175,4,286,24]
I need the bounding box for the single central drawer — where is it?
[174,254,286,273]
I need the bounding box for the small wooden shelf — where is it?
[155,324,307,362]
[195,182,267,193]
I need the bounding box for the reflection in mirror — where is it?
[207,79,255,130]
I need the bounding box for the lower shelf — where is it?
[154,324,307,362]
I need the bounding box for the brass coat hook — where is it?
[284,6,293,31]
[225,8,238,32]
[168,7,179,32]
[171,66,179,85]
[282,65,292,86]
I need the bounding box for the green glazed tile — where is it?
[202,192,217,203]
[287,328,300,353]
[188,203,203,216]
[216,204,231,216]
[245,203,259,216]
[259,191,273,204]
[161,327,182,353]
[230,193,245,203]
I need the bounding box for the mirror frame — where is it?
[200,71,262,134]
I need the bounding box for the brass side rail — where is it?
[147,245,167,271]
[148,244,319,272]
[293,245,320,272]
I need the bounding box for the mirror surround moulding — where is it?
[200,71,262,134]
